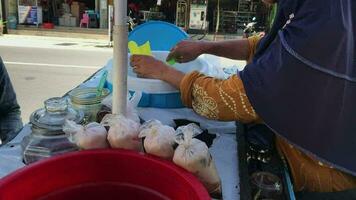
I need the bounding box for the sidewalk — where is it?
[0,34,112,52]
[5,25,242,42]
[7,25,109,40]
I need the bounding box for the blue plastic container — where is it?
[128,21,189,51]
[105,51,210,109]
[105,82,184,108]
[106,22,196,108]
[106,21,203,108]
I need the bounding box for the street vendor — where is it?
[130,0,356,193]
[0,57,23,145]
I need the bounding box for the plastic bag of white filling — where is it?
[139,120,175,160]
[101,95,140,123]
[173,124,222,197]
[101,114,141,151]
[63,120,108,150]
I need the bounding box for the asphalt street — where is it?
[0,35,245,123]
[0,40,112,123]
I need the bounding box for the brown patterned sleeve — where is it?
[180,71,259,123]
[179,36,262,122]
[247,35,262,63]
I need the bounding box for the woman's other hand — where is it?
[130,55,185,89]
[130,55,169,80]
[166,40,207,63]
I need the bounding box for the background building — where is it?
[2,0,271,36]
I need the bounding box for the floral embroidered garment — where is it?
[179,36,356,192]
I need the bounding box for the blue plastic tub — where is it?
[128,21,189,51]
[105,82,184,108]
[105,51,210,109]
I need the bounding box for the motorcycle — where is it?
[242,17,265,38]
[243,17,257,38]
[127,6,139,32]
[127,15,137,32]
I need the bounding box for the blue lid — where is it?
[128,21,189,51]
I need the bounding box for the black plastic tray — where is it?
[237,122,295,200]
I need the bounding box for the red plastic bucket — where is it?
[0,150,210,200]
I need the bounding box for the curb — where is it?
[7,27,109,40]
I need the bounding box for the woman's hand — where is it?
[130,55,185,89]
[166,40,208,63]
[130,55,170,80]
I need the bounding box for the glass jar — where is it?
[68,87,110,123]
[22,97,84,164]
[22,134,79,164]
[30,97,83,135]
[251,172,283,199]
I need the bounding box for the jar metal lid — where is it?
[30,97,83,132]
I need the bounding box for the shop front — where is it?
[126,0,209,33]
[11,0,107,29]
[4,0,270,37]
[17,0,41,26]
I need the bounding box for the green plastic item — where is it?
[96,70,108,97]
[167,58,176,65]
[128,41,152,56]
[128,40,177,66]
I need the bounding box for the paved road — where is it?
[0,45,112,123]
[0,35,246,123]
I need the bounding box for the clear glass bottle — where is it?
[22,97,83,164]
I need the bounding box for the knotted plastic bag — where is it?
[101,94,140,123]
[139,119,162,132]
[101,114,141,151]
[139,120,176,160]
[63,120,108,150]
[173,124,222,197]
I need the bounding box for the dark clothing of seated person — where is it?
[0,57,23,145]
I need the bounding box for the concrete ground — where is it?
[0,35,112,123]
[0,34,245,123]
[7,25,109,40]
[6,25,242,41]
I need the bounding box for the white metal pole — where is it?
[36,0,38,27]
[112,0,127,115]
[0,0,2,22]
[108,5,113,46]
[214,0,220,41]
[95,0,99,13]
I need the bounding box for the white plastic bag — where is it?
[173,124,222,196]
[63,120,108,150]
[101,114,142,151]
[139,120,176,160]
[139,120,162,132]
[101,94,140,123]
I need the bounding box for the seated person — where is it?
[0,57,23,145]
[130,0,356,193]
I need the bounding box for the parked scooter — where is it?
[127,14,137,32]
[127,5,139,32]
[243,17,257,38]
